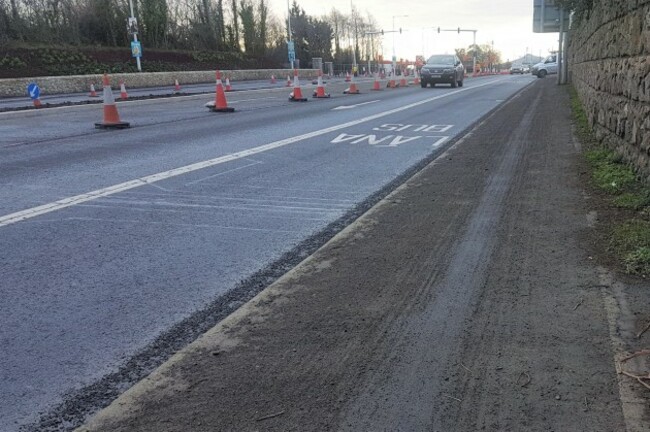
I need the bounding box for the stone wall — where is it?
[569,0,650,179]
[0,69,319,98]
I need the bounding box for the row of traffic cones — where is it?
[88,75,234,99]
[86,69,416,130]
[95,70,237,128]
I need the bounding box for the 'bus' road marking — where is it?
[0,78,503,228]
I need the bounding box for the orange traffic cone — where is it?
[286,75,292,87]
[312,70,330,98]
[345,71,351,82]
[271,75,276,84]
[289,69,308,102]
[119,80,128,100]
[388,72,397,88]
[372,73,382,91]
[33,98,42,108]
[225,77,232,92]
[399,72,408,87]
[413,70,420,85]
[95,73,130,129]
[344,73,360,94]
[206,70,235,112]
[89,83,98,97]
[173,79,181,93]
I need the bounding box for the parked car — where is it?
[420,54,465,88]
[531,55,558,78]
[510,64,524,74]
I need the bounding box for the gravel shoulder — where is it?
[77,79,643,432]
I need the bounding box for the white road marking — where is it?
[184,159,263,186]
[332,100,381,110]
[50,216,301,233]
[0,78,503,228]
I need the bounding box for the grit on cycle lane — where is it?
[78,81,630,431]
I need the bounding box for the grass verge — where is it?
[569,86,650,277]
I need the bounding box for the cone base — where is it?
[89,94,99,98]
[344,89,361,94]
[312,92,330,98]
[209,106,235,112]
[289,97,308,102]
[95,121,130,129]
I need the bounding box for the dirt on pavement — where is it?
[78,79,648,432]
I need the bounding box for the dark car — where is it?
[420,54,465,88]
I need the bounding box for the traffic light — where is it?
[458,27,461,34]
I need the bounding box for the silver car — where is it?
[531,55,558,78]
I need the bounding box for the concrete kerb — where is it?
[0,69,320,98]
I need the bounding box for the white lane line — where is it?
[332,100,380,110]
[0,78,504,228]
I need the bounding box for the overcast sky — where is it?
[267,0,558,63]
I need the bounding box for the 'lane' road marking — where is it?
[0,78,504,228]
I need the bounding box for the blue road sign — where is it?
[131,41,142,58]
[288,40,295,62]
[289,51,296,62]
[27,82,40,100]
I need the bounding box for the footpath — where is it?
[77,80,649,431]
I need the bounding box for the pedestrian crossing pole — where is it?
[128,0,142,72]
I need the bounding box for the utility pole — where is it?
[366,30,383,74]
[351,0,357,73]
[439,28,477,74]
[128,0,141,72]
[392,15,408,75]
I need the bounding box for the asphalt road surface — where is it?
[2,74,546,431]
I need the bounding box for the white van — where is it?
[531,55,558,78]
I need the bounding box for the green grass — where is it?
[569,84,650,277]
[613,192,650,210]
[611,219,650,255]
[569,86,592,141]
[623,247,650,276]
[585,148,637,194]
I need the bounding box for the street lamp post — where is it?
[392,15,408,76]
